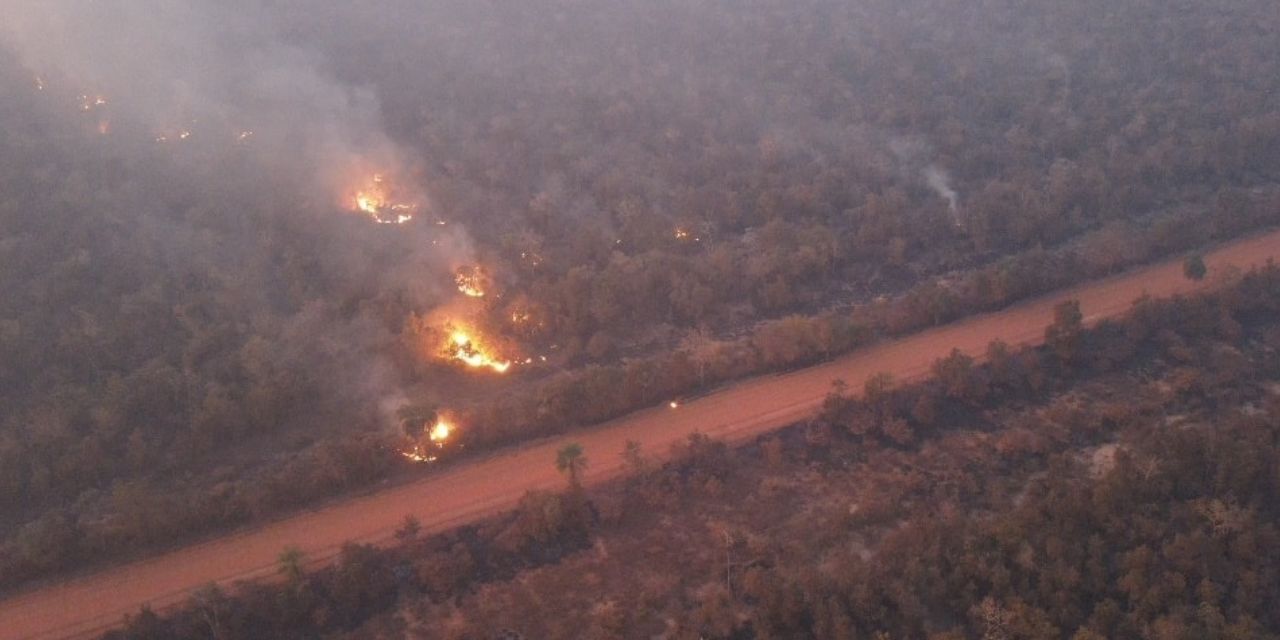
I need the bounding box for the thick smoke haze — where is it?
[0,0,483,289]
[2,0,1279,607]
[0,0,408,192]
[0,1,475,433]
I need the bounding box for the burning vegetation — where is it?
[351,173,415,225]
[447,327,512,374]
[455,266,489,298]
[401,417,454,463]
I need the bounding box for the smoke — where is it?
[0,0,473,430]
[0,0,410,205]
[889,136,962,225]
[923,165,959,215]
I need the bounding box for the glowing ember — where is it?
[448,329,512,373]
[34,76,45,91]
[674,228,690,240]
[78,95,107,111]
[669,400,680,409]
[455,267,488,298]
[237,130,253,142]
[400,446,438,463]
[351,174,415,225]
[154,131,191,143]
[520,251,544,268]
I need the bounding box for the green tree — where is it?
[556,443,589,486]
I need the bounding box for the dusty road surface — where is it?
[3,230,1278,640]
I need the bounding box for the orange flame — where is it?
[455,267,488,298]
[448,329,511,373]
[400,447,437,463]
[429,420,451,442]
[401,418,454,463]
[352,174,415,225]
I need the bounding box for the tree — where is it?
[396,404,437,440]
[278,545,305,583]
[932,348,989,403]
[620,440,646,473]
[191,583,229,640]
[1045,300,1084,364]
[864,372,895,407]
[556,443,588,486]
[1183,254,1208,281]
[394,514,422,543]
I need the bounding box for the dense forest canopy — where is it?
[1,0,1278,590]
[107,261,1280,639]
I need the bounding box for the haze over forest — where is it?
[1,0,1279,638]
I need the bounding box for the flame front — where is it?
[351,174,415,225]
[448,330,511,373]
[400,447,437,463]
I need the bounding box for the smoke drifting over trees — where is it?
[0,0,471,423]
[1,0,1278,595]
[2,1,407,193]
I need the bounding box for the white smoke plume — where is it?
[889,136,963,226]
[923,164,959,215]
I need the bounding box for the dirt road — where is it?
[3,230,1278,640]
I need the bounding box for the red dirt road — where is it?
[3,231,1278,640]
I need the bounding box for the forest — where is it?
[2,0,1280,595]
[105,254,1280,639]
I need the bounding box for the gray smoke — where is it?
[923,165,959,215]
[0,0,409,202]
[889,136,962,225]
[0,0,476,428]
